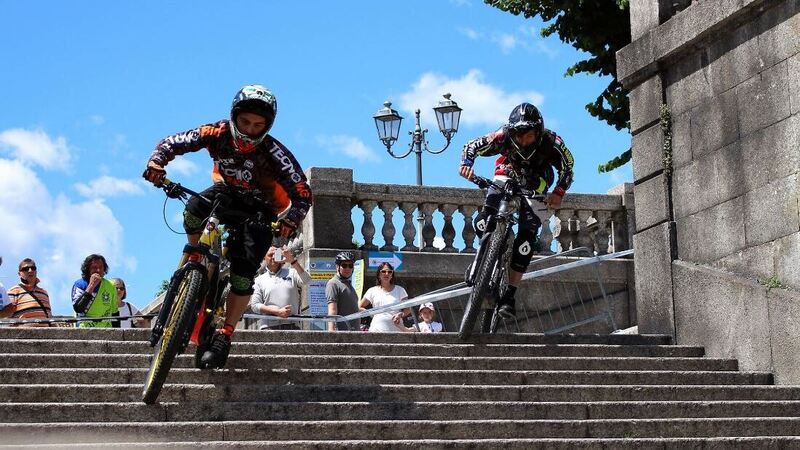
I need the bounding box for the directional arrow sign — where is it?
[367,251,403,271]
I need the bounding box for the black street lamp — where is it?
[372,93,462,186]
[372,94,463,250]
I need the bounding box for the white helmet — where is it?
[230,84,277,153]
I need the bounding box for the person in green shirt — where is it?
[71,254,118,328]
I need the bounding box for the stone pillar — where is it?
[379,201,398,252]
[440,204,458,253]
[303,167,354,250]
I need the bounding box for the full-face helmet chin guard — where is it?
[230,85,277,153]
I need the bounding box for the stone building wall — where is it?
[620,0,799,382]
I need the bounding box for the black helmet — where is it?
[507,102,544,160]
[508,102,543,133]
[335,251,355,264]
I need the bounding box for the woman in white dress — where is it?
[359,263,412,332]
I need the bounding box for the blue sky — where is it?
[0,0,632,315]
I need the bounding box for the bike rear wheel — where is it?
[142,268,204,404]
[459,224,506,340]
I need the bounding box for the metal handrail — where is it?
[245,248,634,327]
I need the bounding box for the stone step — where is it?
[2,384,799,405]
[2,400,800,423]
[0,340,706,358]
[0,328,674,345]
[0,368,772,386]
[0,418,799,441]
[0,354,739,371]
[3,437,800,449]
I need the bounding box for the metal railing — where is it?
[244,248,634,334]
[0,249,632,334]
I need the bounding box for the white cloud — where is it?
[318,135,380,163]
[492,33,518,54]
[450,0,472,6]
[608,165,633,187]
[90,115,105,125]
[0,128,72,171]
[167,157,200,176]
[398,69,544,129]
[433,236,446,250]
[74,175,146,198]
[458,27,482,40]
[0,157,131,314]
[457,25,560,59]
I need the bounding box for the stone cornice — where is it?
[617,0,772,88]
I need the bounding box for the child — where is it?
[417,302,442,333]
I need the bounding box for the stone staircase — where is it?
[0,328,799,448]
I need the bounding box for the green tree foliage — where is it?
[155,279,170,297]
[485,0,632,172]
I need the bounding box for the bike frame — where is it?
[149,185,227,351]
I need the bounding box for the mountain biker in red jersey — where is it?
[459,102,574,319]
[143,84,312,369]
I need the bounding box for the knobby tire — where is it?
[142,268,204,404]
[459,224,506,340]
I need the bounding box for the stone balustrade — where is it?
[303,168,635,256]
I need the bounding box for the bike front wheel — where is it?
[459,225,506,340]
[142,267,204,404]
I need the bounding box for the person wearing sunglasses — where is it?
[1,258,52,327]
[359,262,412,333]
[111,278,149,329]
[326,251,360,331]
[71,254,118,328]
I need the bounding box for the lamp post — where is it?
[372,93,463,249]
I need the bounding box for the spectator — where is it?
[71,254,118,328]
[0,257,8,313]
[111,278,150,329]
[416,302,443,333]
[359,262,412,333]
[326,251,360,331]
[1,258,52,327]
[249,246,310,330]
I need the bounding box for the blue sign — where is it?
[367,251,403,271]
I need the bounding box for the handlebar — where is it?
[158,178,282,235]
[469,175,546,203]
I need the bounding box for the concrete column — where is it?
[303,167,354,250]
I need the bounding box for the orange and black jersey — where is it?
[461,127,574,194]
[148,120,312,224]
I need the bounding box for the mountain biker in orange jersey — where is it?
[459,103,574,319]
[143,84,312,369]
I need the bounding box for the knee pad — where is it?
[183,210,204,234]
[473,207,497,238]
[229,272,254,296]
[509,227,538,272]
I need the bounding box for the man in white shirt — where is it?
[249,246,310,330]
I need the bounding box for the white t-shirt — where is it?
[417,321,443,333]
[0,282,7,308]
[117,302,142,329]
[363,285,409,332]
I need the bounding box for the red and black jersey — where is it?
[461,127,574,194]
[148,120,312,224]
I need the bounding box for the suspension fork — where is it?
[467,211,507,285]
[489,218,513,294]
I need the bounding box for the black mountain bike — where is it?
[459,175,545,340]
[141,179,272,404]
